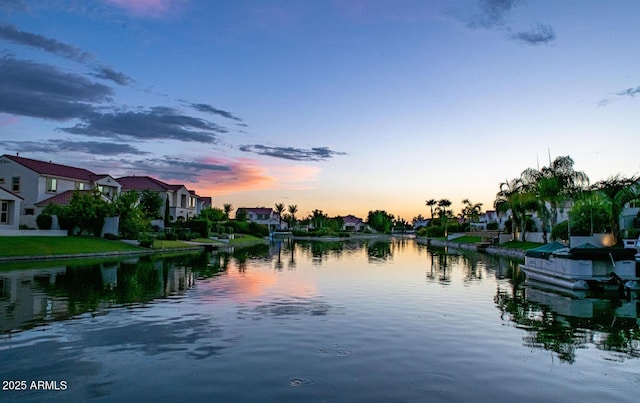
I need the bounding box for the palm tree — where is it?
[495,177,537,241]
[274,203,285,230]
[426,199,437,220]
[287,204,298,230]
[539,156,589,227]
[461,198,482,231]
[437,199,452,236]
[589,174,640,245]
[223,203,233,219]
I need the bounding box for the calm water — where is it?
[1,238,638,402]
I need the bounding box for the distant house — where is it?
[413,218,430,229]
[237,207,286,231]
[0,185,22,231]
[116,176,201,222]
[0,154,121,227]
[339,215,367,232]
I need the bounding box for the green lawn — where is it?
[0,236,142,257]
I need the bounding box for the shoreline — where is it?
[0,235,526,263]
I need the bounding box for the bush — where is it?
[189,218,210,238]
[426,226,445,237]
[227,226,234,234]
[139,234,154,248]
[551,221,569,241]
[36,213,53,230]
[417,227,428,237]
[487,222,499,230]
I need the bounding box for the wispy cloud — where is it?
[3,140,149,155]
[0,56,112,120]
[599,86,640,106]
[511,24,556,45]
[103,0,186,18]
[0,22,133,85]
[0,22,90,61]
[61,107,227,143]
[186,102,244,122]
[448,0,556,46]
[239,145,346,162]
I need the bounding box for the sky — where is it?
[1,0,639,222]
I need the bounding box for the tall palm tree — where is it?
[590,175,640,245]
[540,156,589,227]
[461,198,482,231]
[437,199,452,236]
[287,204,298,230]
[426,199,437,220]
[495,178,537,241]
[223,203,233,220]
[274,203,285,230]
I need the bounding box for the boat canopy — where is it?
[525,241,567,259]
[569,243,637,261]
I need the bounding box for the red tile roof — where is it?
[340,215,363,224]
[35,190,80,207]
[117,176,172,191]
[3,154,96,181]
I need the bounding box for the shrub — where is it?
[426,226,445,237]
[189,218,210,238]
[417,227,428,237]
[36,213,53,230]
[551,221,569,242]
[227,226,234,234]
[486,222,499,230]
[139,234,154,248]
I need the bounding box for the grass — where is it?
[230,234,264,245]
[499,240,543,250]
[151,239,200,249]
[0,236,142,257]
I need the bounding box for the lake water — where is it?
[1,238,638,402]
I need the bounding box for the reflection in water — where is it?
[495,284,640,363]
[1,239,639,403]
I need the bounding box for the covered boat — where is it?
[520,242,640,291]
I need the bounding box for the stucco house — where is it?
[0,154,121,228]
[0,185,22,231]
[339,215,367,232]
[116,176,201,222]
[236,207,286,231]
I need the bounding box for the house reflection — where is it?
[0,255,199,334]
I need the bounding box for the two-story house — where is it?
[0,154,121,227]
[116,176,200,222]
[236,207,285,231]
[0,185,22,231]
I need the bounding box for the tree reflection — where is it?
[366,241,392,263]
[495,285,640,363]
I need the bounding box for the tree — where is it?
[461,199,482,231]
[139,189,163,220]
[199,207,226,222]
[287,204,298,229]
[495,178,537,241]
[569,192,611,236]
[437,199,452,236]
[66,189,112,236]
[367,210,394,233]
[589,174,640,245]
[113,190,147,238]
[223,203,233,219]
[426,199,437,220]
[274,203,285,230]
[309,209,328,229]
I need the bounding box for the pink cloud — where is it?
[103,0,185,18]
[187,157,277,196]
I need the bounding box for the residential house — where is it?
[116,176,200,223]
[339,215,367,232]
[0,185,22,231]
[0,154,121,227]
[236,207,286,231]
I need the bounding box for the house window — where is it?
[0,201,8,223]
[11,177,20,192]
[189,197,196,208]
[181,194,187,208]
[0,177,4,184]
[76,182,86,190]
[25,208,35,215]
[46,177,57,192]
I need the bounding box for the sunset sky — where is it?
[1,0,639,221]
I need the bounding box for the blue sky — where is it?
[1,0,639,221]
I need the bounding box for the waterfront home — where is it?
[0,154,121,228]
[0,185,22,231]
[339,215,367,232]
[116,176,201,223]
[236,207,286,231]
